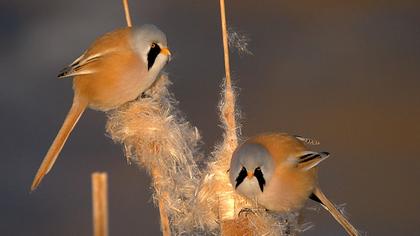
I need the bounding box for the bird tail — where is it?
[31,97,87,191]
[313,186,359,236]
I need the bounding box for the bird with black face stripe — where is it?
[31,24,171,191]
[229,133,359,236]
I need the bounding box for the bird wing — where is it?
[57,28,132,79]
[57,51,109,78]
[296,151,330,171]
[294,135,320,145]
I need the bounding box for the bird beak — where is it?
[247,172,254,179]
[160,48,171,62]
[160,48,171,56]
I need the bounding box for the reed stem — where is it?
[122,0,132,27]
[92,172,109,236]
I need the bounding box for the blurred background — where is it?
[1,0,419,235]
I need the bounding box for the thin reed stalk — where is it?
[151,165,171,236]
[218,0,239,233]
[122,0,132,27]
[219,0,237,142]
[92,172,109,236]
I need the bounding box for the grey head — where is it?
[130,24,170,71]
[229,142,275,195]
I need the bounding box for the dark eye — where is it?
[147,43,161,70]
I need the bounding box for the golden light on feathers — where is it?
[31,25,171,191]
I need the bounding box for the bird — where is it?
[31,24,171,191]
[229,132,359,236]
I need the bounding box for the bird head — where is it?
[229,142,275,198]
[131,24,171,72]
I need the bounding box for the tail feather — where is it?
[313,186,359,236]
[31,97,87,191]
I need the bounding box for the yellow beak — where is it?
[247,172,254,179]
[160,47,171,56]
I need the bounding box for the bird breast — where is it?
[236,177,263,198]
[256,168,316,212]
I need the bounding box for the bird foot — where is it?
[140,92,152,99]
[238,207,267,217]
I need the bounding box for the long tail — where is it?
[313,186,359,236]
[31,97,87,191]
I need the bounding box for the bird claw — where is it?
[238,208,254,216]
[238,207,267,217]
[140,92,152,99]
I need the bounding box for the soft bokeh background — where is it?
[1,0,419,235]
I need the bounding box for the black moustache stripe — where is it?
[254,167,266,192]
[235,167,247,188]
[147,43,161,70]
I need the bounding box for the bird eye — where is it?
[147,43,161,70]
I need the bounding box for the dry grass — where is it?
[106,75,203,234]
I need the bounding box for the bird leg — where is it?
[238,207,267,217]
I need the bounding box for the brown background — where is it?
[1,0,419,235]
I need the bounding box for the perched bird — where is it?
[31,25,171,191]
[229,133,359,236]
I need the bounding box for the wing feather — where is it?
[57,52,105,78]
[296,151,330,171]
[294,135,321,145]
[57,28,132,79]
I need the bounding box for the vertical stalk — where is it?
[151,166,171,236]
[219,0,237,142]
[218,0,238,234]
[92,172,109,236]
[123,0,133,27]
